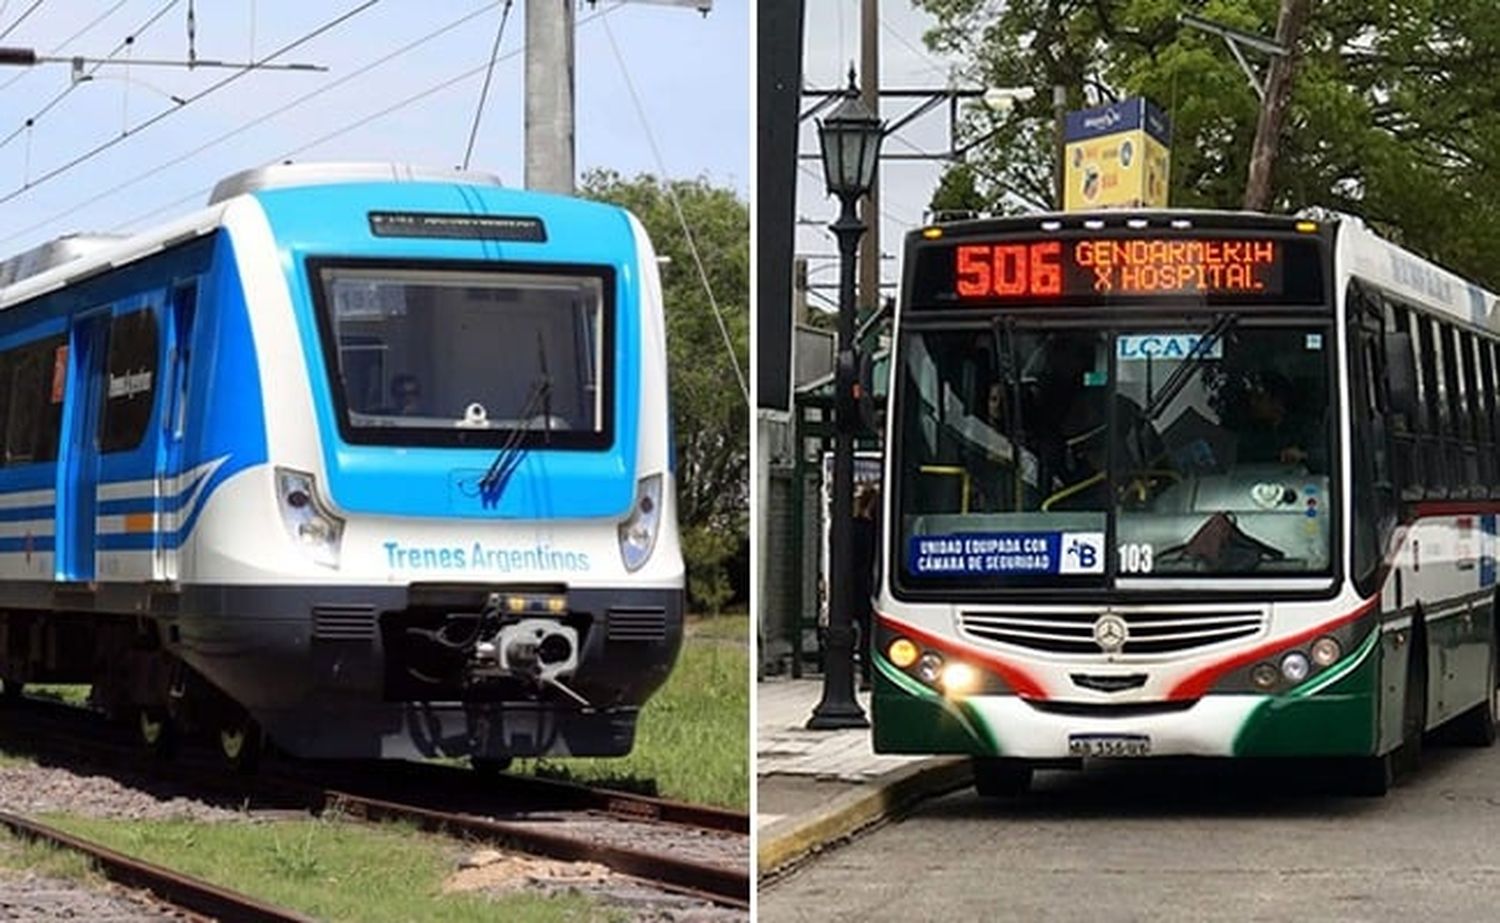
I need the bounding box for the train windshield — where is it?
[895,319,1335,590]
[311,262,611,448]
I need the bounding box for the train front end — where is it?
[191,173,683,761]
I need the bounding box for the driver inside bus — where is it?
[1236,371,1324,470]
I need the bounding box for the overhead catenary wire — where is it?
[0,0,133,94]
[0,0,182,153]
[0,0,381,209]
[1,0,507,248]
[0,0,44,41]
[103,2,625,238]
[598,13,749,405]
[461,0,514,170]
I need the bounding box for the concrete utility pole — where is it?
[858,0,879,319]
[1243,0,1311,211]
[525,0,576,194]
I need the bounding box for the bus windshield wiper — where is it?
[1143,312,1238,421]
[478,333,553,502]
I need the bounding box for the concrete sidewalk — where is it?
[756,677,971,877]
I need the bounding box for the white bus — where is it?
[874,210,1498,796]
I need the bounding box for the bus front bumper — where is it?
[872,658,1381,759]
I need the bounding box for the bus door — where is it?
[55,311,109,582]
[155,281,198,581]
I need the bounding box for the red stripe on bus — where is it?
[1410,501,1500,518]
[876,610,1047,699]
[1166,596,1380,700]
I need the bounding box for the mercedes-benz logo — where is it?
[1093,614,1129,653]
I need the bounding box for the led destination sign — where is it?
[910,233,1324,308]
[957,238,1279,298]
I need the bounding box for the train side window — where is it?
[34,337,64,462]
[4,338,63,465]
[99,310,160,453]
[0,355,11,464]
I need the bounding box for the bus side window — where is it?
[1349,285,1396,595]
[1416,314,1451,495]
[1487,341,1500,495]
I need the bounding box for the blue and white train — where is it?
[0,163,684,769]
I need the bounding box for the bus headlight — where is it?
[916,652,944,685]
[888,638,918,668]
[1280,651,1311,684]
[1311,636,1341,667]
[941,661,978,696]
[276,468,344,568]
[618,474,663,572]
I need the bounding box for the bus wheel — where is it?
[973,757,1031,798]
[1343,752,1393,797]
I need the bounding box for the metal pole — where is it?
[807,193,870,730]
[525,0,575,193]
[858,0,879,321]
[1053,84,1067,211]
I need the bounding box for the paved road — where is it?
[760,745,1500,922]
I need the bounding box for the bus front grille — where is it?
[958,609,1266,656]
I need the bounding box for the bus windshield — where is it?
[896,320,1334,589]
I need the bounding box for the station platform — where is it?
[756,677,971,877]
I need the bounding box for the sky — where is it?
[0,0,748,256]
[798,0,961,315]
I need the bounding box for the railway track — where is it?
[0,810,312,922]
[0,695,750,910]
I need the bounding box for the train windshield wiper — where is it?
[478,334,553,501]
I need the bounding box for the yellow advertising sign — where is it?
[1063,98,1171,212]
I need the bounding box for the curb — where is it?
[756,757,973,878]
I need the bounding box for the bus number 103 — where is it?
[955,242,1063,298]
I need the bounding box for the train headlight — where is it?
[618,474,664,572]
[276,468,345,568]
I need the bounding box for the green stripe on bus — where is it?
[872,656,995,755]
[1232,628,1382,757]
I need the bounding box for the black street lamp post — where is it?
[808,71,884,730]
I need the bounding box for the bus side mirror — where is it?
[1384,332,1419,422]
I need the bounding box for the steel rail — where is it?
[345,759,749,834]
[0,697,750,907]
[0,811,314,923]
[325,789,751,909]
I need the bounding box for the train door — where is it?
[55,311,109,582]
[155,280,198,581]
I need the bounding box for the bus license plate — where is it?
[1068,734,1151,758]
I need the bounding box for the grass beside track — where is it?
[515,614,749,810]
[40,816,614,923]
[0,829,101,882]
